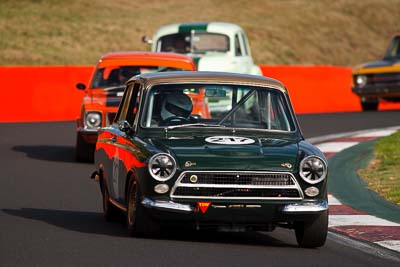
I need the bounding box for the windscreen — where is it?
[157,32,229,54]
[90,65,186,88]
[142,83,295,132]
[384,36,400,60]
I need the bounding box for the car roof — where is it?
[130,71,287,93]
[96,51,196,70]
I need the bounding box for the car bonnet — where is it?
[145,133,299,172]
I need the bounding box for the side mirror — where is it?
[118,120,132,133]
[142,35,153,45]
[76,83,86,90]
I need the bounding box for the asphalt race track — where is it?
[1,111,400,266]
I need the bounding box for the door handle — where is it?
[111,136,117,143]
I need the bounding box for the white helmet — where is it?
[160,92,193,121]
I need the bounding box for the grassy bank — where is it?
[1,0,400,65]
[358,131,400,205]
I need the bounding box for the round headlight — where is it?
[148,153,176,181]
[299,156,327,184]
[355,75,367,87]
[85,112,102,128]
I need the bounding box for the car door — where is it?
[113,82,141,203]
[96,82,135,202]
[96,124,123,202]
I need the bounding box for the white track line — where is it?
[307,126,400,145]
[328,194,342,206]
[316,141,359,153]
[353,129,398,138]
[329,215,400,227]
[374,240,400,253]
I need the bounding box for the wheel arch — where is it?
[125,168,139,204]
[97,168,105,193]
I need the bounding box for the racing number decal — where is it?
[205,136,255,145]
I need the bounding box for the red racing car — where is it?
[75,52,197,162]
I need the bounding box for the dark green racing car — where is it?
[91,71,329,248]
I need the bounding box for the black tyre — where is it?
[294,210,328,248]
[127,179,160,237]
[75,134,95,162]
[361,99,379,111]
[101,179,120,222]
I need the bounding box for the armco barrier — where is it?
[0,65,399,122]
[261,65,357,113]
[0,66,93,122]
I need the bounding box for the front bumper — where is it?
[352,84,400,98]
[142,198,194,213]
[142,198,327,214]
[141,198,328,225]
[281,200,328,213]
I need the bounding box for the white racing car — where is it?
[143,22,262,75]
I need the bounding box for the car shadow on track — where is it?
[2,208,297,248]
[12,145,85,164]
[2,208,126,237]
[153,229,298,248]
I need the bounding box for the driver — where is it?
[159,91,193,125]
[118,67,138,84]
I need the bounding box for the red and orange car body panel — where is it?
[77,52,197,145]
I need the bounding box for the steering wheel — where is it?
[163,116,190,125]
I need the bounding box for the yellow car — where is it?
[352,34,400,111]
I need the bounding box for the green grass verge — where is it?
[358,131,400,205]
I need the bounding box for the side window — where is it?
[240,33,249,56]
[388,37,400,57]
[126,83,141,125]
[234,34,242,56]
[114,82,140,123]
[385,37,400,58]
[264,92,294,131]
[114,85,131,123]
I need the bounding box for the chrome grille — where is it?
[367,72,400,85]
[180,172,294,185]
[171,171,303,200]
[174,187,300,198]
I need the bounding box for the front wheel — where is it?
[75,134,95,162]
[294,210,328,248]
[127,180,160,237]
[360,98,379,111]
